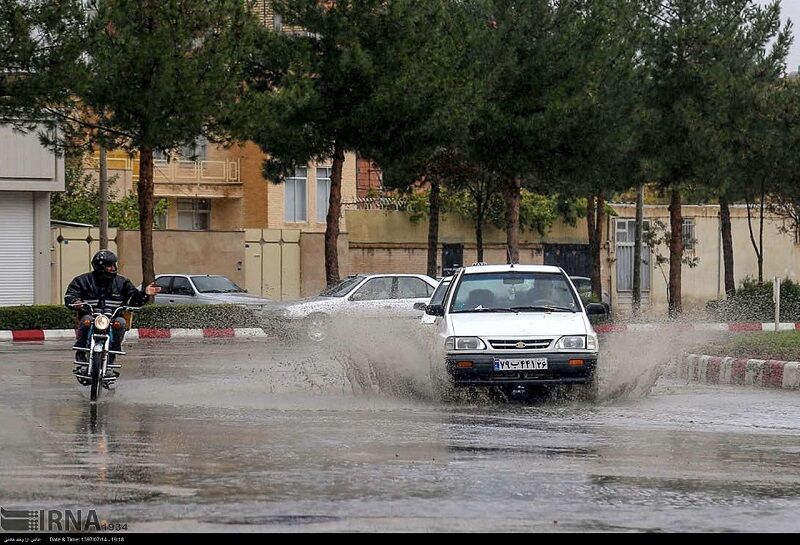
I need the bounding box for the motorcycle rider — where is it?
[64,250,160,379]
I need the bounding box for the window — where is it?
[450,272,579,312]
[177,198,211,230]
[351,277,393,301]
[316,166,331,223]
[178,137,208,161]
[429,279,453,306]
[154,276,173,295]
[171,277,195,296]
[615,218,650,292]
[396,277,434,299]
[154,210,167,230]
[682,218,696,251]
[273,13,283,31]
[284,167,307,222]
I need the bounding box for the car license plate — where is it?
[493,358,548,371]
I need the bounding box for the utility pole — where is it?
[99,146,109,250]
[632,183,644,316]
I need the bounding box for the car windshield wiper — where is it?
[509,305,575,313]
[201,289,223,293]
[454,307,514,313]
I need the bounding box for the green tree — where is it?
[640,0,790,315]
[3,0,261,287]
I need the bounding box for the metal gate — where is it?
[543,244,591,277]
[442,243,463,277]
[0,192,34,306]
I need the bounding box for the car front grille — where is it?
[488,339,553,350]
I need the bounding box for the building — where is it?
[0,123,65,306]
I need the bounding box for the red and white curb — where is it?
[679,354,800,390]
[596,322,800,333]
[0,328,269,343]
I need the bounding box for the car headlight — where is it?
[94,315,110,331]
[445,336,486,351]
[556,335,586,350]
[587,334,598,351]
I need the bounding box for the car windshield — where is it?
[191,276,244,294]
[319,275,366,297]
[450,271,579,313]
[429,278,452,306]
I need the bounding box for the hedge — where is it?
[706,277,800,322]
[0,304,259,331]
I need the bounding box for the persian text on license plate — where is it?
[493,358,548,371]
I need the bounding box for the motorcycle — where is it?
[72,304,138,403]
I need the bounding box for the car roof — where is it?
[460,264,564,275]
[156,274,227,277]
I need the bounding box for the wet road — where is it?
[1,339,800,532]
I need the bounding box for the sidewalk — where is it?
[596,322,800,333]
[0,327,269,342]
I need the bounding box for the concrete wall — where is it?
[115,230,245,287]
[608,204,800,316]
[345,210,588,277]
[299,233,350,297]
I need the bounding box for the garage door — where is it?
[0,192,35,306]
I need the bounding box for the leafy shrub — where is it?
[706,276,800,322]
[0,304,259,330]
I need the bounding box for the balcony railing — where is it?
[86,154,240,184]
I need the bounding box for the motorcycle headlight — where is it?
[556,335,586,350]
[94,315,110,331]
[445,336,486,351]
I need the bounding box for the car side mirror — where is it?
[586,303,606,315]
[413,302,427,311]
[350,292,365,302]
[425,304,444,316]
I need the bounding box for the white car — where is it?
[150,274,272,309]
[267,273,439,341]
[425,264,606,398]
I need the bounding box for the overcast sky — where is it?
[755,0,800,72]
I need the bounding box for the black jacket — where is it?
[64,271,148,311]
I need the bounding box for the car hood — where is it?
[267,296,339,316]
[200,293,272,305]
[448,312,589,337]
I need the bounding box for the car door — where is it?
[347,276,395,316]
[166,276,197,305]
[393,276,436,318]
[152,276,175,304]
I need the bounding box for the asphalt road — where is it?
[1,338,799,532]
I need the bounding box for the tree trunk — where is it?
[475,206,484,263]
[587,191,605,300]
[745,191,763,284]
[719,196,735,296]
[759,180,765,283]
[427,177,440,278]
[668,188,683,317]
[137,147,155,291]
[632,184,644,315]
[325,143,345,286]
[99,145,109,250]
[505,178,521,264]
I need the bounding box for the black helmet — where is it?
[92,250,118,278]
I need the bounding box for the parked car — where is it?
[426,264,606,399]
[570,275,611,316]
[266,273,439,341]
[150,274,272,309]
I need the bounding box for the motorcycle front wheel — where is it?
[90,351,103,403]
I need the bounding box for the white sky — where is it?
[755,0,800,72]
